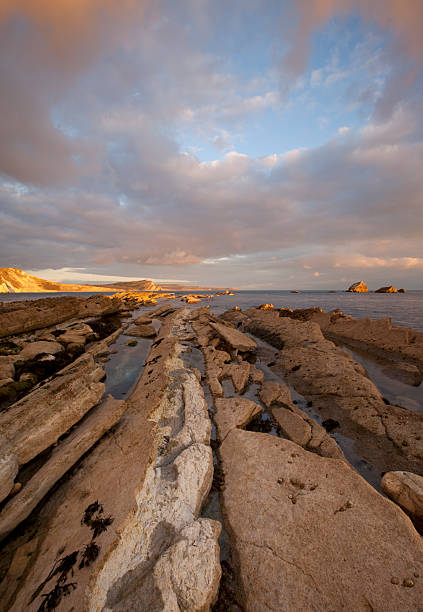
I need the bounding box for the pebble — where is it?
[403,578,414,588]
[391,577,399,585]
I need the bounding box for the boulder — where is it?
[347,281,368,292]
[215,397,262,441]
[209,321,257,353]
[398,288,406,293]
[382,471,423,519]
[125,323,156,338]
[220,430,423,611]
[258,303,274,310]
[18,340,64,360]
[376,285,399,293]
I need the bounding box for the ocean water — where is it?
[1,290,422,332]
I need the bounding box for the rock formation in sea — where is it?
[347,280,368,292]
[375,285,399,293]
[0,294,422,610]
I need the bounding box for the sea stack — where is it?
[347,280,368,292]
[375,285,399,293]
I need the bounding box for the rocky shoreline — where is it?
[0,295,422,610]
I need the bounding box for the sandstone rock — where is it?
[259,381,294,409]
[347,280,368,292]
[215,397,262,441]
[382,471,423,519]
[376,285,399,293]
[0,378,13,388]
[0,295,121,338]
[258,303,274,310]
[0,435,18,503]
[125,323,156,338]
[209,321,256,352]
[0,357,15,380]
[57,322,95,346]
[220,430,423,611]
[0,352,105,466]
[0,396,125,541]
[250,364,264,384]
[18,340,64,360]
[133,314,152,325]
[271,407,312,447]
[221,361,250,393]
[382,362,422,386]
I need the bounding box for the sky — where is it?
[0,0,422,289]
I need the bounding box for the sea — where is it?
[1,290,422,332]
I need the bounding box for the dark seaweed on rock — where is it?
[36,582,77,611]
[78,542,100,569]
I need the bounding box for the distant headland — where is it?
[0,268,232,294]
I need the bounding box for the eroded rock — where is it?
[382,471,423,519]
[215,397,262,441]
[220,430,423,611]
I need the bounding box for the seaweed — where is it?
[78,542,100,569]
[36,582,77,611]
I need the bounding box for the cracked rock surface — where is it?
[219,429,423,611]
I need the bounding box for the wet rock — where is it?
[18,341,64,360]
[220,430,423,611]
[0,352,105,466]
[125,323,156,338]
[209,321,256,353]
[398,288,406,293]
[382,471,423,519]
[382,362,422,387]
[215,397,262,441]
[258,303,274,310]
[347,281,368,292]
[0,435,18,503]
[0,395,125,541]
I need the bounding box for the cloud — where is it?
[283,0,423,116]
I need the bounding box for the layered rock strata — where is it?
[1,308,220,612]
[0,295,123,338]
[242,308,423,476]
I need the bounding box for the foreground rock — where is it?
[215,397,261,441]
[382,471,423,520]
[0,352,105,466]
[0,437,18,503]
[220,429,423,611]
[347,280,368,292]
[0,396,125,540]
[2,309,220,612]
